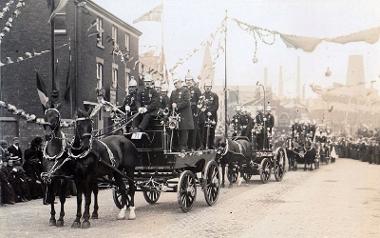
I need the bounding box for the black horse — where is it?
[66,110,138,228]
[41,108,75,227]
[215,135,252,186]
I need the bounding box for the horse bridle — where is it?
[68,117,94,159]
[45,108,62,139]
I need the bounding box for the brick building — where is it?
[0,0,142,149]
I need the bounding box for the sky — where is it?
[93,0,380,98]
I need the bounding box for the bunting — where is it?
[0,0,27,42]
[169,18,226,74]
[0,43,69,67]
[232,17,380,58]
[0,100,73,127]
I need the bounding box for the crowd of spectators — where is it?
[0,137,45,205]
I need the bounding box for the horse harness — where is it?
[98,140,117,168]
[43,131,67,161]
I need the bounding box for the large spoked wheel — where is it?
[227,164,239,184]
[143,188,161,204]
[177,170,197,213]
[112,187,128,209]
[260,158,271,184]
[274,149,286,182]
[203,160,221,206]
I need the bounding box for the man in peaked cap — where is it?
[185,70,202,150]
[169,77,194,152]
[133,74,160,131]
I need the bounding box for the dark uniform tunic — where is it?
[266,112,275,134]
[169,87,194,151]
[121,91,138,115]
[187,86,202,149]
[159,94,170,110]
[201,91,219,149]
[134,88,160,130]
[231,112,243,136]
[254,112,265,150]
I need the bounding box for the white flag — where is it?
[133,4,163,24]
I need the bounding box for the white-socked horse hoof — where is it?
[128,207,136,220]
[117,206,127,220]
[237,172,242,186]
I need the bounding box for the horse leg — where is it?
[48,184,56,226]
[56,180,67,227]
[221,164,226,187]
[71,181,82,228]
[127,168,136,220]
[115,174,129,220]
[81,184,92,229]
[91,181,99,219]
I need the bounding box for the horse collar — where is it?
[43,131,66,161]
[68,135,93,160]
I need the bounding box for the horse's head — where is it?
[44,108,61,132]
[71,110,94,151]
[214,135,228,156]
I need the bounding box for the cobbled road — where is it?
[1,158,380,238]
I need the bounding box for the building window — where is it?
[112,68,118,89]
[96,17,104,47]
[124,33,130,51]
[125,68,130,92]
[96,62,103,89]
[111,63,119,104]
[112,25,118,45]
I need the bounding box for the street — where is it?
[0,158,379,238]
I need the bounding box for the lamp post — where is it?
[256,81,266,150]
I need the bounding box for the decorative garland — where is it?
[0,100,73,128]
[0,43,69,67]
[231,18,276,64]
[169,18,227,74]
[0,0,27,42]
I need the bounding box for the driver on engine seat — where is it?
[132,74,160,131]
[120,77,138,132]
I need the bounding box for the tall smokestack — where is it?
[296,56,301,101]
[347,55,365,86]
[278,66,283,98]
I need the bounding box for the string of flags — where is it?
[231,17,276,64]
[0,43,69,67]
[0,0,27,42]
[0,100,74,128]
[169,18,227,74]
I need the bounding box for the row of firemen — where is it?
[230,105,275,150]
[119,72,219,152]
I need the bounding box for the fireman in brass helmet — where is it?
[201,81,218,149]
[169,77,194,152]
[120,77,138,131]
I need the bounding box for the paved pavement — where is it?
[0,158,379,238]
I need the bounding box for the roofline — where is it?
[85,0,142,37]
